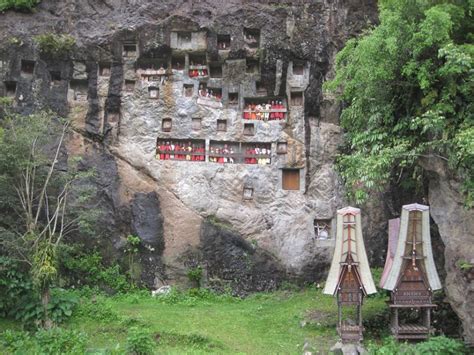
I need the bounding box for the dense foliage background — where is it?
[326,0,473,206]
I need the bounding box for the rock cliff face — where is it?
[0,0,377,286]
[1,0,472,343]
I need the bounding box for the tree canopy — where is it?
[326,0,473,206]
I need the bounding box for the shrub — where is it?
[13,288,78,327]
[1,328,88,354]
[34,33,75,56]
[0,256,33,317]
[367,336,468,355]
[60,247,132,293]
[73,294,119,322]
[0,0,40,12]
[187,266,203,288]
[125,326,155,355]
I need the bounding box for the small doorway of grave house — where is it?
[282,168,300,190]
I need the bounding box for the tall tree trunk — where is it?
[41,286,52,329]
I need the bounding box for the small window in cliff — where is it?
[162,118,172,132]
[210,63,223,78]
[177,32,192,44]
[192,117,202,130]
[70,79,88,101]
[4,81,16,97]
[256,81,267,96]
[246,58,259,74]
[49,71,61,84]
[125,79,135,92]
[21,60,35,76]
[172,54,184,70]
[282,169,300,191]
[290,91,303,106]
[217,35,231,50]
[244,28,260,48]
[243,123,255,136]
[277,142,287,154]
[183,84,194,97]
[228,92,238,106]
[99,62,111,77]
[243,186,254,200]
[148,86,159,99]
[217,119,227,132]
[293,62,305,75]
[123,43,137,58]
[314,219,331,240]
[189,53,207,67]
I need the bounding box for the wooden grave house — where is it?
[380,203,441,340]
[323,207,376,343]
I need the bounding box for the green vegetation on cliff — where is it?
[326,0,473,206]
[0,0,39,12]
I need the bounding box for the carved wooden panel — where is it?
[339,267,362,305]
[394,261,431,304]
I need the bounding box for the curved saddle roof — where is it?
[380,203,442,291]
[323,206,377,296]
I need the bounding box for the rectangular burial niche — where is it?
[50,71,61,84]
[246,58,259,74]
[243,123,255,136]
[156,138,206,162]
[148,86,160,99]
[293,61,305,75]
[124,79,136,92]
[277,142,287,154]
[189,53,207,66]
[243,97,287,121]
[162,118,172,132]
[282,168,300,190]
[244,28,260,48]
[314,219,331,240]
[99,62,111,77]
[189,53,208,77]
[216,119,227,132]
[207,87,222,100]
[177,32,192,46]
[256,81,267,95]
[242,142,271,165]
[243,186,254,200]
[4,81,17,97]
[148,86,159,99]
[228,92,239,106]
[122,43,137,57]
[290,91,303,106]
[21,59,35,75]
[172,54,185,70]
[70,79,88,101]
[192,117,202,130]
[183,84,194,97]
[209,140,239,164]
[217,34,231,50]
[209,63,223,78]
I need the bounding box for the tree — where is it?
[325,0,473,206]
[0,110,96,328]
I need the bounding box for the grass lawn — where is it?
[0,288,388,354]
[73,288,386,354]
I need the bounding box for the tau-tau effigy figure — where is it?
[380,203,441,340]
[324,207,376,343]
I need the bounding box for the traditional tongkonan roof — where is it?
[323,206,377,296]
[380,203,442,291]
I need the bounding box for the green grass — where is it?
[0,288,388,354]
